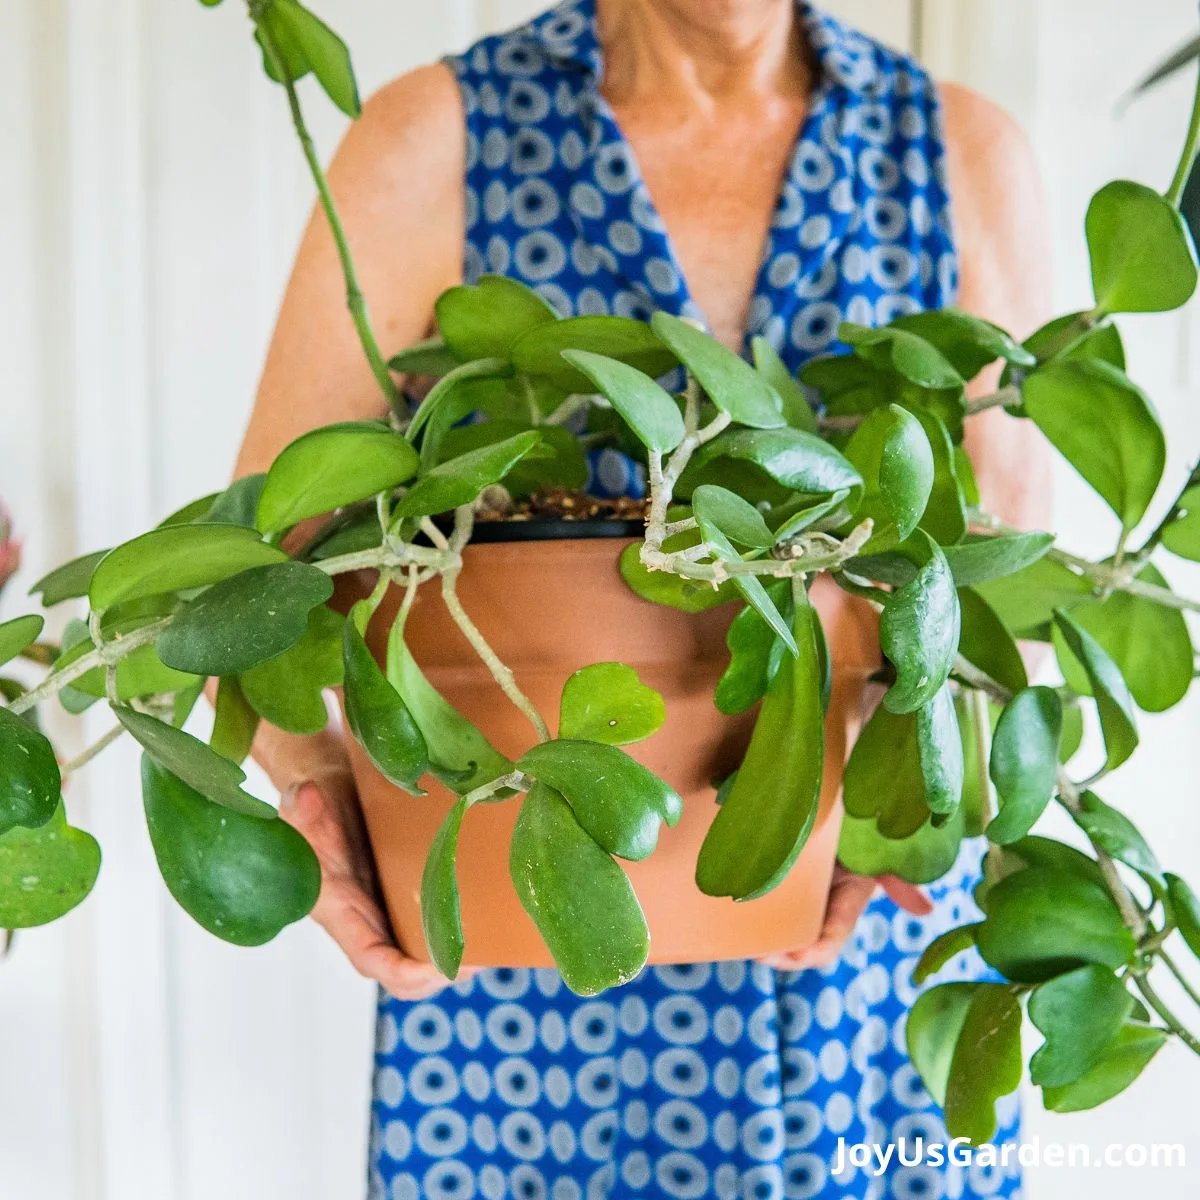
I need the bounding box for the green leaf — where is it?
[1060,698,1085,765]
[915,684,965,817]
[1086,180,1198,314]
[892,309,1036,378]
[58,637,199,704]
[388,338,460,377]
[944,984,1024,1144]
[1023,360,1165,531]
[272,0,360,116]
[239,605,344,735]
[254,3,309,84]
[89,525,286,610]
[957,588,1028,698]
[561,350,685,453]
[141,756,320,946]
[156,562,333,676]
[651,312,783,428]
[942,532,1055,587]
[838,803,966,885]
[1042,1021,1167,1112]
[509,783,649,996]
[701,524,798,656]
[343,619,427,794]
[0,615,44,669]
[771,490,854,542]
[210,677,259,766]
[1028,964,1134,1087]
[843,706,927,838]
[0,707,60,835]
[913,923,982,985]
[1052,609,1138,772]
[910,408,966,545]
[28,549,110,607]
[987,687,1062,845]
[1072,792,1163,889]
[406,360,513,446]
[435,275,557,362]
[692,484,775,550]
[974,554,1092,639]
[1161,485,1200,561]
[558,663,666,746]
[115,706,273,818]
[1053,565,1193,713]
[842,405,934,553]
[512,316,677,392]
[201,474,267,529]
[715,586,791,715]
[392,431,543,520]
[0,802,101,928]
[687,427,862,498]
[436,420,588,497]
[618,536,737,614]
[256,422,419,533]
[1167,873,1200,961]
[159,493,219,526]
[906,983,978,1106]
[421,797,468,978]
[881,532,960,714]
[975,866,1137,983]
[841,324,965,391]
[516,739,682,862]
[1022,311,1126,371]
[751,337,817,431]
[696,588,825,899]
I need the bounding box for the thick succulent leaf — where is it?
[115,706,274,818]
[975,866,1137,983]
[843,705,927,838]
[512,316,677,392]
[562,349,685,453]
[909,408,966,546]
[957,587,1028,698]
[201,474,267,529]
[1086,180,1198,314]
[388,338,459,377]
[692,484,775,550]
[892,309,1035,378]
[974,555,1092,639]
[1052,609,1138,772]
[619,535,738,614]
[687,426,862,497]
[386,624,511,793]
[558,663,666,746]
[516,740,682,862]
[987,687,1062,845]
[1042,1022,1167,1113]
[1022,310,1126,371]
[841,324,965,391]
[435,275,557,362]
[28,549,110,607]
[1161,484,1200,561]
[913,923,982,985]
[509,783,649,996]
[421,797,469,978]
[1023,359,1165,532]
[838,802,966,885]
[0,707,61,835]
[406,360,513,446]
[238,605,344,735]
[880,532,960,714]
[696,588,825,899]
[905,983,978,1106]
[1028,964,1134,1088]
[343,620,427,794]
[0,615,44,669]
[715,586,791,716]
[89,524,286,610]
[272,0,360,116]
[914,684,965,817]
[210,677,259,766]
[1071,792,1163,890]
[156,562,333,676]
[944,984,1024,1145]
[700,524,798,656]
[392,431,544,520]
[1167,873,1200,962]
[851,531,1055,590]
[141,756,320,946]
[651,311,783,428]
[0,802,101,928]
[842,405,934,553]
[256,422,419,533]
[751,336,817,431]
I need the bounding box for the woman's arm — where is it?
[235,64,467,998]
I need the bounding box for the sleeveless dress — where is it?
[369,4,1021,1198]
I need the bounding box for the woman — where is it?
[238,1,1052,1195]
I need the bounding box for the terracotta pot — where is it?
[346,533,880,968]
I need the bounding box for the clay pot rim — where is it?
[437,516,646,543]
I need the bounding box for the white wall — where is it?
[1,1,1198,1197]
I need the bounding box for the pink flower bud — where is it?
[0,502,21,595]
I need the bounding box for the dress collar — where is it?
[517,0,881,95]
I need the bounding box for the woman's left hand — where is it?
[758,865,933,972]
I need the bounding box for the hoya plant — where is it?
[4,0,1200,1145]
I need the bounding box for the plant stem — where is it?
[61,724,126,776]
[965,385,1023,416]
[968,688,1002,885]
[462,770,532,807]
[1161,948,1200,1012]
[257,22,402,415]
[1136,460,1200,558]
[1136,973,1200,1056]
[1167,49,1200,207]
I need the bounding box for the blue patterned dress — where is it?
[370,4,1021,1197]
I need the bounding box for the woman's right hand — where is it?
[279,776,473,1001]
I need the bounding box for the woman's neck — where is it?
[596,0,809,110]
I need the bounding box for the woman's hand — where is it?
[280,776,473,1000]
[758,864,933,972]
